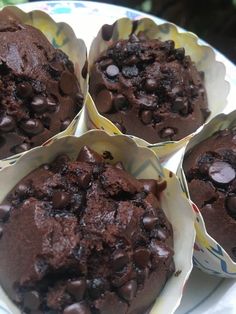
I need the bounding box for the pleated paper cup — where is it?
[180,111,236,277]
[0,6,87,168]
[0,130,195,314]
[86,17,229,163]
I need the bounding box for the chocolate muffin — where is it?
[0,146,175,314]
[183,129,236,261]
[90,34,209,143]
[0,14,83,159]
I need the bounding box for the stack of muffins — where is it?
[0,5,233,314]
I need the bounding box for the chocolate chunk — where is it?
[175,48,185,60]
[23,291,40,310]
[13,143,31,154]
[142,213,158,231]
[208,161,235,185]
[67,279,87,301]
[20,119,44,136]
[118,280,137,301]
[52,191,70,209]
[160,128,175,139]
[63,302,91,314]
[78,173,91,189]
[88,278,109,299]
[122,65,138,78]
[0,115,15,132]
[150,240,171,260]
[226,196,236,219]
[31,96,47,113]
[113,94,128,111]
[133,247,150,268]
[47,98,58,112]
[61,118,72,131]
[95,90,113,114]
[156,228,167,240]
[0,204,11,221]
[145,79,158,92]
[106,64,119,78]
[140,110,152,125]
[17,82,33,99]
[60,71,78,95]
[139,179,157,196]
[77,146,104,163]
[112,249,129,271]
[164,40,175,51]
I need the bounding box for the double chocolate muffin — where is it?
[184,129,236,261]
[0,14,83,159]
[0,146,175,314]
[90,34,209,143]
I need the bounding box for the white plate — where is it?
[1,1,236,314]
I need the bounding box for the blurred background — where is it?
[1,0,236,63]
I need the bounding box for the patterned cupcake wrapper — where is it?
[179,110,236,278]
[85,17,229,164]
[0,130,195,314]
[0,6,88,168]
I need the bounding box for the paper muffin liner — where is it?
[85,17,229,163]
[0,6,88,168]
[0,130,195,314]
[179,110,236,278]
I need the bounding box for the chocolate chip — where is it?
[30,96,47,113]
[20,119,44,136]
[0,204,11,221]
[112,250,129,271]
[78,172,91,189]
[67,279,87,301]
[118,280,137,301]
[17,82,33,99]
[52,191,71,209]
[164,40,175,51]
[88,278,109,299]
[16,182,31,197]
[134,247,150,268]
[63,302,91,314]
[60,71,78,95]
[23,291,40,310]
[145,79,158,92]
[226,196,236,219]
[160,127,175,139]
[47,98,58,112]
[0,115,15,132]
[156,228,167,240]
[106,64,119,78]
[175,47,185,60]
[77,146,104,163]
[13,143,31,154]
[208,161,235,185]
[95,90,113,114]
[122,65,138,78]
[172,97,186,113]
[150,240,171,260]
[136,267,149,284]
[142,213,158,231]
[139,179,157,196]
[113,94,129,111]
[140,110,152,125]
[61,118,71,131]
[0,225,2,238]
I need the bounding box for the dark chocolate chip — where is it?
[95,90,113,114]
[20,119,44,136]
[88,278,109,299]
[164,40,175,51]
[63,302,91,314]
[122,65,138,78]
[226,196,236,219]
[67,279,87,301]
[112,249,129,271]
[61,118,71,131]
[13,143,31,154]
[160,127,175,139]
[118,280,137,301]
[17,82,33,99]
[52,191,71,209]
[78,172,91,189]
[47,98,58,112]
[60,71,78,95]
[142,213,158,231]
[145,78,158,92]
[208,161,235,185]
[31,96,47,113]
[134,247,151,268]
[156,228,167,240]
[139,179,157,196]
[106,64,119,78]
[175,47,185,60]
[140,110,152,125]
[0,115,15,132]
[23,291,40,310]
[0,204,11,221]
[150,240,171,260]
[77,146,103,163]
[113,94,129,111]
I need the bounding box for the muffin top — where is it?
[0,146,174,314]
[0,14,83,159]
[90,34,209,143]
[184,129,236,261]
